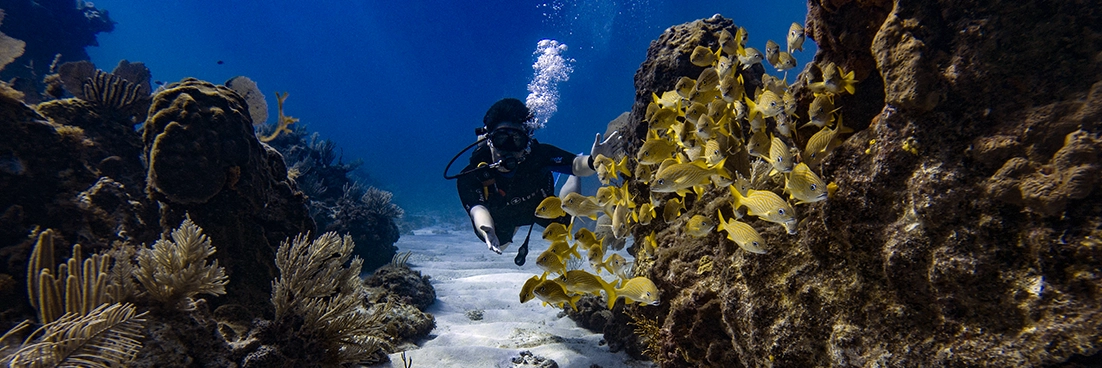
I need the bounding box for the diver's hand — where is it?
[480,225,502,254]
[591,131,620,159]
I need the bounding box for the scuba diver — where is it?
[445,98,616,266]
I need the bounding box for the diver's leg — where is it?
[558,174,582,198]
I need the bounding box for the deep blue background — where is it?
[88,0,814,214]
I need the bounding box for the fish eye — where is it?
[752,241,759,247]
[809,184,818,191]
[777,209,786,215]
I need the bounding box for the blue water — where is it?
[88,0,813,214]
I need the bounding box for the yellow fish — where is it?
[685,214,715,238]
[775,51,797,71]
[764,39,781,66]
[746,130,771,158]
[764,135,795,175]
[662,197,685,224]
[787,22,805,52]
[611,203,632,239]
[574,227,602,250]
[689,45,718,67]
[542,222,571,242]
[684,101,708,125]
[745,90,784,121]
[635,162,653,185]
[561,192,605,220]
[637,131,678,165]
[586,238,606,273]
[535,196,566,219]
[640,230,659,259]
[716,209,767,254]
[784,162,828,205]
[738,47,763,70]
[719,71,745,103]
[775,114,796,139]
[595,186,616,207]
[675,76,696,99]
[731,99,748,120]
[782,90,798,117]
[560,270,615,299]
[803,115,852,168]
[695,67,720,92]
[536,248,568,276]
[604,253,630,280]
[719,28,738,56]
[608,276,660,309]
[652,90,681,109]
[695,114,716,141]
[808,62,857,95]
[803,93,837,129]
[650,158,730,194]
[634,202,656,225]
[520,273,547,303]
[533,278,581,310]
[704,139,726,167]
[734,27,749,54]
[729,186,798,235]
[594,155,630,184]
[548,239,581,260]
[649,106,679,131]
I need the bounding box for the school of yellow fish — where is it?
[520,21,856,312]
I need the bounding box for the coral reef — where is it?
[234,232,392,367]
[609,3,1102,367]
[133,216,227,311]
[143,78,314,312]
[0,0,115,102]
[262,122,403,271]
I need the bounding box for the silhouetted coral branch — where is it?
[259,92,298,142]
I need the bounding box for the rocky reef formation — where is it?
[607,2,1102,367]
[0,0,115,102]
[0,64,423,365]
[261,124,403,272]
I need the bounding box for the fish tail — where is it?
[568,295,581,311]
[744,96,760,122]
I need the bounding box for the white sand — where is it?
[371,228,654,368]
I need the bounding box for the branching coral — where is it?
[134,215,228,311]
[259,91,298,142]
[361,186,405,219]
[26,229,112,324]
[271,232,392,365]
[2,303,146,368]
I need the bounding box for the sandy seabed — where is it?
[372,228,654,368]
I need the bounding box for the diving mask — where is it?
[488,127,530,152]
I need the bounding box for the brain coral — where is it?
[143,78,256,204]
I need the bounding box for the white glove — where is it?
[591,131,620,159]
[480,225,502,254]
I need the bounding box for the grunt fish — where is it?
[520,274,547,303]
[787,22,805,52]
[690,45,718,67]
[729,186,798,235]
[535,196,566,219]
[685,214,715,238]
[716,209,767,254]
[764,39,781,66]
[650,158,730,193]
[560,269,615,299]
[534,278,581,310]
[561,192,606,220]
[609,277,660,309]
[784,162,828,205]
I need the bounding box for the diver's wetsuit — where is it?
[457,139,576,245]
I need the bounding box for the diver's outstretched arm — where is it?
[559,174,582,198]
[469,205,502,254]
